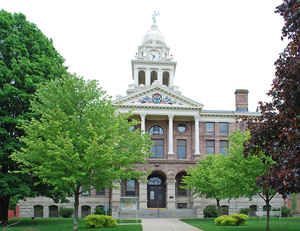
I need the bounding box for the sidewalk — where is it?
[142,218,202,231]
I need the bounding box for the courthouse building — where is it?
[18,21,283,218]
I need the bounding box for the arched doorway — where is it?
[147,171,166,208]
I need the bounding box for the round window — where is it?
[177,124,186,133]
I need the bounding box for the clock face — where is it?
[152,93,162,104]
[149,50,160,60]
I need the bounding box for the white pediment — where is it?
[113,85,203,109]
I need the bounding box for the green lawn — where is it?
[0,218,142,231]
[181,217,300,231]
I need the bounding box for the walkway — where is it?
[142,218,202,231]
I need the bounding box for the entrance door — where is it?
[147,175,166,208]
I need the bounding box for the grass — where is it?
[181,217,300,231]
[118,219,142,223]
[0,218,142,231]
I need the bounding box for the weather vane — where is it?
[152,11,160,24]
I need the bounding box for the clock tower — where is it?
[127,21,177,95]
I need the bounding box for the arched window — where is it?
[138,71,145,85]
[81,205,91,218]
[34,205,43,218]
[151,71,157,85]
[149,125,163,135]
[49,205,58,217]
[176,172,188,197]
[163,72,169,86]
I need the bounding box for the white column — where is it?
[145,70,150,87]
[168,114,174,155]
[158,70,163,84]
[194,115,201,155]
[169,70,174,86]
[140,113,146,133]
[134,69,139,86]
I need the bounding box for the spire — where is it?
[152,11,160,24]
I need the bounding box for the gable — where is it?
[113,86,203,109]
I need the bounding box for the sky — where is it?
[1,0,286,112]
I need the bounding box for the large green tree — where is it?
[12,74,152,231]
[0,10,67,224]
[226,131,277,231]
[183,154,229,215]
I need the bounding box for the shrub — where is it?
[231,214,248,225]
[84,215,106,228]
[204,205,218,218]
[59,207,74,218]
[239,208,249,215]
[104,216,118,227]
[215,215,227,225]
[94,206,105,215]
[84,215,117,228]
[281,206,292,217]
[215,214,248,226]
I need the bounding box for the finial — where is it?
[152,11,160,24]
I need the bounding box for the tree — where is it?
[12,74,152,231]
[226,131,277,231]
[184,131,278,231]
[0,10,67,224]
[183,154,230,215]
[244,0,300,197]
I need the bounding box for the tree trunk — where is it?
[216,198,221,217]
[265,193,270,231]
[108,187,112,216]
[0,196,10,225]
[73,192,79,231]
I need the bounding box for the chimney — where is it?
[235,89,249,112]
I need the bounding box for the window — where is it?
[49,205,58,217]
[205,122,215,136]
[34,205,43,218]
[220,141,229,155]
[177,203,187,209]
[96,188,105,196]
[150,139,164,158]
[177,124,186,133]
[219,123,229,136]
[125,179,136,196]
[206,140,215,154]
[177,139,187,159]
[151,71,157,84]
[149,125,163,135]
[138,71,145,85]
[163,72,169,86]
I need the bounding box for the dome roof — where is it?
[142,24,166,46]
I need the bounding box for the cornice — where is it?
[148,159,198,165]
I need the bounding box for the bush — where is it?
[239,208,249,215]
[84,215,117,228]
[104,216,118,227]
[231,214,248,225]
[59,207,74,218]
[204,205,218,218]
[281,206,292,217]
[94,206,105,215]
[215,214,248,226]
